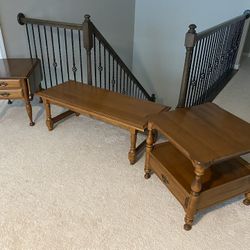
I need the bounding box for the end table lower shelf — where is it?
[145,142,250,228]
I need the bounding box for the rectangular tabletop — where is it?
[149,103,250,167]
[37,81,169,131]
[0,58,40,79]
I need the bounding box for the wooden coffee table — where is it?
[37,81,170,164]
[145,103,250,230]
[0,58,42,125]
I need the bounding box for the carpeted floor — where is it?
[0,58,249,249]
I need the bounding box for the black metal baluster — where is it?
[64,28,70,81]
[122,70,126,94]
[116,60,118,92]
[186,39,200,107]
[212,27,227,87]
[125,73,128,95]
[195,36,209,105]
[93,34,97,87]
[31,24,38,58]
[112,56,115,91]
[44,26,53,87]
[25,24,33,58]
[207,29,221,92]
[194,37,207,105]
[98,40,102,88]
[200,36,212,103]
[57,28,64,83]
[37,25,47,89]
[78,30,83,83]
[108,53,111,90]
[227,23,237,70]
[129,77,132,96]
[187,39,202,106]
[71,29,77,82]
[200,32,216,103]
[119,66,122,93]
[133,80,136,97]
[50,27,58,85]
[104,46,107,89]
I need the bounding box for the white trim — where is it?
[0,26,6,59]
[234,64,240,70]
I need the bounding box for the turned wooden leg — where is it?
[39,85,43,103]
[43,99,53,131]
[144,123,154,179]
[128,129,138,165]
[29,94,34,101]
[243,192,250,206]
[152,129,158,143]
[184,164,205,231]
[8,100,12,104]
[25,100,35,126]
[22,79,35,126]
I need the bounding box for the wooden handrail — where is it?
[17,13,82,30]
[197,11,250,41]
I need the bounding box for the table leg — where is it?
[22,80,35,126]
[39,84,43,103]
[43,99,53,131]
[25,100,35,126]
[184,164,205,231]
[243,192,250,206]
[144,124,154,179]
[128,129,138,165]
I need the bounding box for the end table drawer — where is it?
[0,80,22,89]
[0,89,23,99]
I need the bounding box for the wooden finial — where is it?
[17,13,25,25]
[188,24,197,34]
[244,10,250,18]
[84,14,91,21]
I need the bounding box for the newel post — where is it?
[83,14,93,85]
[177,24,197,108]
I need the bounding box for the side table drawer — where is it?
[0,89,23,99]
[0,79,22,89]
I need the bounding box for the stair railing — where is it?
[18,13,154,101]
[178,10,250,108]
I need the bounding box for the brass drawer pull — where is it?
[0,82,8,87]
[0,92,10,97]
[161,174,169,185]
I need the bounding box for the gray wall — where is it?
[0,0,135,68]
[132,0,250,106]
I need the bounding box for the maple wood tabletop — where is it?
[149,102,250,167]
[36,81,170,131]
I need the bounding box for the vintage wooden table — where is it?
[36,81,170,164]
[145,103,250,230]
[0,58,42,126]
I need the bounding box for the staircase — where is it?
[17,13,155,102]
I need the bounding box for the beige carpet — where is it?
[0,58,250,249]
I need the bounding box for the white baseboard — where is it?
[234,64,240,70]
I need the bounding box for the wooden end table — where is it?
[0,58,42,126]
[145,103,250,230]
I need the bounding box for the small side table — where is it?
[0,58,42,126]
[145,103,250,230]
